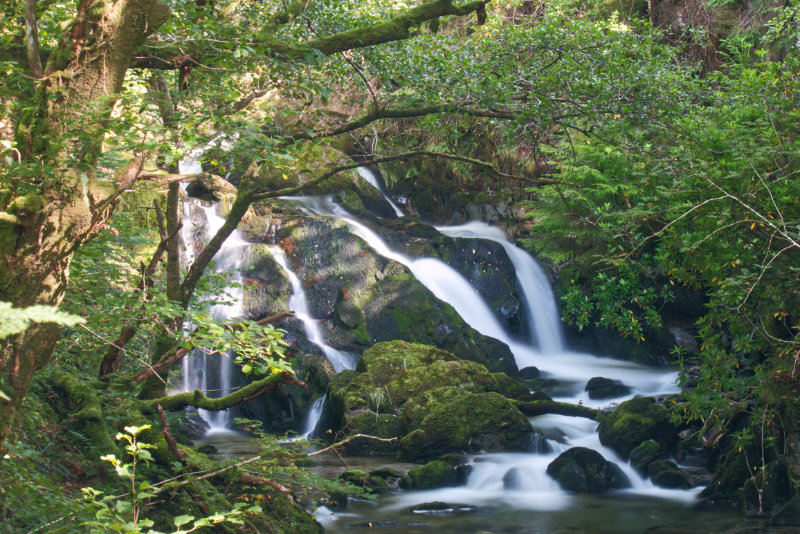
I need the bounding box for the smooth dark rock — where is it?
[546,446,631,493]
[585,376,632,400]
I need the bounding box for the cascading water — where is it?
[282,187,698,523]
[177,147,247,433]
[300,395,326,438]
[267,246,357,373]
[357,167,404,217]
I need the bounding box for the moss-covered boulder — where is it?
[742,459,793,517]
[329,341,529,457]
[398,392,532,462]
[597,397,678,459]
[402,460,458,489]
[630,439,660,475]
[648,460,693,490]
[546,447,631,493]
[771,495,800,526]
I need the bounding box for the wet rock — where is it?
[185,174,237,202]
[630,439,660,475]
[771,494,800,526]
[503,467,526,490]
[241,245,291,321]
[546,447,631,493]
[518,366,541,380]
[668,326,699,355]
[584,377,632,400]
[407,502,478,514]
[647,460,693,489]
[597,397,678,459]
[402,460,458,489]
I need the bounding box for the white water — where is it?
[178,143,246,433]
[357,167,404,217]
[300,395,326,437]
[283,193,692,509]
[437,221,563,353]
[268,246,357,373]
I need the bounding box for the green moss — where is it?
[597,397,678,459]
[398,392,531,462]
[473,192,491,204]
[9,193,45,214]
[406,460,457,489]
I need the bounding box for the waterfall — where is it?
[300,395,326,437]
[436,221,564,353]
[282,193,696,507]
[177,142,245,433]
[268,245,357,373]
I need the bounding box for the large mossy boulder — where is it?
[398,391,532,462]
[329,341,529,457]
[546,447,631,493]
[597,397,678,459]
[241,245,291,321]
[771,495,800,526]
[742,459,794,517]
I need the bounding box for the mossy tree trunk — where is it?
[0,0,491,442]
[0,0,170,442]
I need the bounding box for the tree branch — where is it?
[512,399,601,420]
[151,372,305,411]
[24,0,43,79]
[253,150,570,200]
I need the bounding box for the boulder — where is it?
[597,397,678,459]
[398,392,533,462]
[630,439,660,475]
[546,447,631,493]
[328,341,529,457]
[647,460,693,490]
[771,495,800,526]
[742,459,793,517]
[584,377,632,400]
[402,460,458,489]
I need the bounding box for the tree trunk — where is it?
[0,0,170,442]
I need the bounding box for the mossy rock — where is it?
[398,392,532,462]
[584,377,632,400]
[700,444,754,504]
[241,244,291,321]
[342,412,404,455]
[648,460,693,490]
[742,459,793,517]
[404,460,458,489]
[771,495,800,526]
[546,447,631,493]
[597,397,678,459]
[630,439,660,475]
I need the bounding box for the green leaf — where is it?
[173,514,194,527]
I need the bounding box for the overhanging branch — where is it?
[152,372,305,411]
[253,150,571,200]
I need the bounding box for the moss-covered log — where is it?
[151,372,305,411]
[513,399,601,420]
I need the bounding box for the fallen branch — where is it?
[513,399,600,420]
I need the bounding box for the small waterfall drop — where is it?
[357,167,404,217]
[300,395,326,438]
[437,221,563,353]
[268,245,357,372]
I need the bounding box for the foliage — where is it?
[0,302,85,340]
[82,425,259,534]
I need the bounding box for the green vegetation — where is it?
[2,0,800,529]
